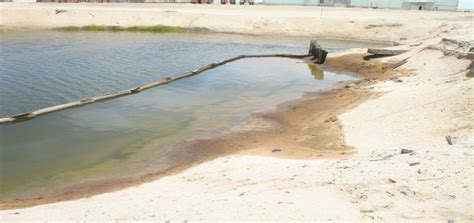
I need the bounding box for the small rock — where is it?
[401,149,414,154]
[467,62,474,77]
[409,162,420,166]
[467,69,474,78]
[326,116,338,122]
[448,220,455,223]
[345,83,356,88]
[446,135,457,145]
[272,148,282,153]
[360,209,374,213]
[55,9,67,14]
[445,79,456,84]
[389,178,397,183]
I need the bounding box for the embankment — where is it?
[1,3,472,43]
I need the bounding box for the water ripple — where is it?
[0,31,386,117]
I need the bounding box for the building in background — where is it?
[38,0,108,2]
[1,0,37,2]
[5,0,462,11]
[350,0,402,9]
[350,0,460,11]
[38,0,197,2]
[334,0,350,7]
[257,0,335,6]
[257,0,460,10]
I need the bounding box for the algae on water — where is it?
[54,25,183,33]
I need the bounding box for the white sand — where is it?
[1,3,473,222]
[1,3,472,43]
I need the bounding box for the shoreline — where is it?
[0,52,386,209]
[0,53,308,124]
[2,3,471,43]
[1,26,395,47]
[0,4,473,221]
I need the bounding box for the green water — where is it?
[0,31,388,201]
[0,31,387,117]
[0,57,356,201]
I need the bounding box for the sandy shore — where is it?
[1,3,473,222]
[1,3,472,43]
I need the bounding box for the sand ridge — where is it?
[2,3,473,43]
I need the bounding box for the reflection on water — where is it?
[308,63,325,80]
[0,31,386,201]
[0,57,356,201]
[0,31,386,117]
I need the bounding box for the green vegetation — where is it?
[124,25,182,32]
[54,25,183,33]
[82,24,110,31]
[54,26,82,31]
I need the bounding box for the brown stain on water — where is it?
[0,53,404,210]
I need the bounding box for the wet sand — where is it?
[3,37,472,220]
[0,53,387,209]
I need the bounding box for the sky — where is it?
[458,0,474,10]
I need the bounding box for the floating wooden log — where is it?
[388,58,408,69]
[367,48,409,56]
[364,48,409,60]
[0,53,309,124]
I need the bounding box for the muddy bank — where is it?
[0,51,400,209]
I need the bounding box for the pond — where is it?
[0,31,384,201]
